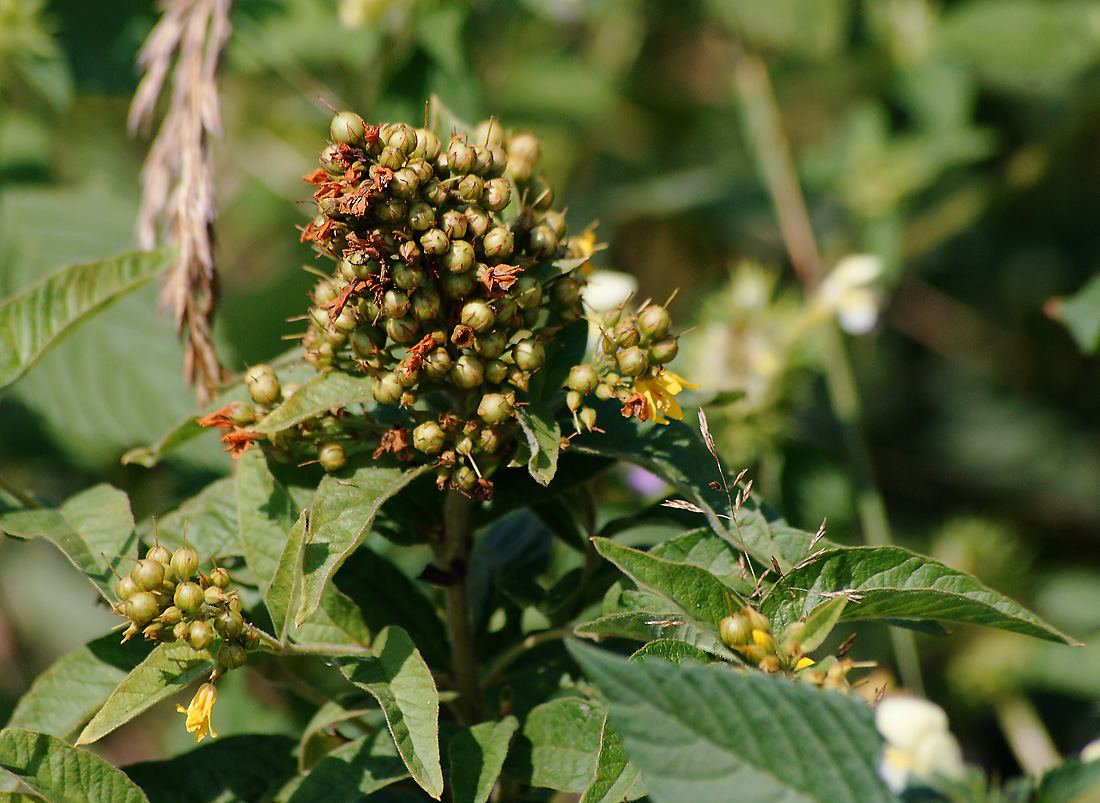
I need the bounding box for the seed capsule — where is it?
[447,139,476,174]
[389,167,420,199]
[423,348,453,380]
[146,544,173,565]
[481,178,511,212]
[465,207,491,237]
[171,546,199,578]
[421,228,450,256]
[407,201,435,231]
[482,227,514,262]
[126,591,159,625]
[567,364,598,394]
[638,305,672,340]
[245,364,281,407]
[378,145,406,171]
[442,240,475,272]
[720,614,752,647]
[330,111,367,145]
[174,581,204,614]
[115,574,138,601]
[372,373,404,404]
[457,174,485,203]
[214,610,246,641]
[411,289,442,322]
[649,337,679,364]
[413,421,446,454]
[579,407,597,431]
[210,567,231,590]
[441,209,468,239]
[383,289,410,318]
[386,124,418,156]
[512,339,545,372]
[475,330,508,360]
[451,355,485,389]
[478,393,514,425]
[616,346,649,377]
[131,559,165,593]
[393,262,425,292]
[442,270,476,299]
[486,359,509,384]
[188,620,215,651]
[460,300,495,332]
[386,316,420,344]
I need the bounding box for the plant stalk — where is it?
[440,489,482,724]
[732,50,924,694]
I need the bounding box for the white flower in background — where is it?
[876,695,966,794]
[582,269,637,347]
[814,253,884,335]
[1081,738,1100,763]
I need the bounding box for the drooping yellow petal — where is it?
[176,682,218,742]
[631,369,699,425]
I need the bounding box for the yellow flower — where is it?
[632,369,699,425]
[177,682,218,742]
[794,656,815,671]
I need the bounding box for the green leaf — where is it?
[286,730,409,803]
[291,585,373,650]
[468,511,554,632]
[705,0,845,59]
[592,538,743,635]
[629,639,712,664]
[253,369,375,434]
[6,634,148,740]
[338,627,443,799]
[1051,273,1100,355]
[575,612,733,659]
[581,717,640,803]
[0,794,47,802]
[514,402,560,486]
[140,477,239,559]
[76,643,215,746]
[1035,757,1100,803]
[268,510,307,642]
[797,595,849,654]
[123,734,297,803]
[119,417,205,468]
[448,717,519,803]
[297,464,432,627]
[0,248,171,392]
[0,728,149,803]
[235,449,298,600]
[503,697,606,793]
[0,484,135,602]
[649,527,753,593]
[569,642,895,803]
[335,548,449,670]
[760,546,1078,645]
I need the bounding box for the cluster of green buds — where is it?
[719,605,858,689]
[112,541,258,680]
[198,110,691,497]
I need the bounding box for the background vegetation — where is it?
[3,0,1100,784]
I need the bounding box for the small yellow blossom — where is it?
[794,656,815,671]
[632,369,699,425]
[177,682,218,742]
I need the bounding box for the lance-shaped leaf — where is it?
[0,248,171,392]
[267,511,307,642]
[253,370,374,435]
[0,484,135,602]
[796,596,849,654]
[338,627,443,799]
[575,611,733,659]
[448,717,518,803]
[76,643,215,746]
[514,402,560,486]
[592,538,743,635]
[291,586,373,651]
[760,545,1078,644]
[123,734,297,803]
[297,463,432,627]
[286,729,409,803]
[120,418,205,468]
[0,728,149,803]
[235,449,297,599]
[569,642,895,803]
[648,527,753,593]
[581,717,641,803]
[6,634,148,740]
[503,697,606,793]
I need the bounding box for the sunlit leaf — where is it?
[503,697,606,793]
[514,402,560,486]
[285,730,409,803]
[581,717,640,803]
[448,717,518,803]
[253,370,374,435]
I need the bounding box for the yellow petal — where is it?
[180,682,218,743]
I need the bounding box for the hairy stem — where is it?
[440,489,482,724]
[732,50,924,694]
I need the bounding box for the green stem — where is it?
[732,51,924,695]
[0,473,44,509]
[439,489,482,725]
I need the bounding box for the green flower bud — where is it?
[481,178,511,212]
[443,270,476,299]
[567,364,598,394]
[613,319,641,348]
[482,227,515,262]
[389,167,420,199]
[126,591,160,625]
[512,276,543,310]
[330,111,367,145]
[413,230,444,259]
[218,641,247,670]
[115,574,138,601]
[441,209,468,239]
[171,546,199,579]
[224,401,256,427]
[373,197,407,223]
[383,289,410,318]
[407,200,435,231]
[393,262,425,292]
[638,305,672,340]
[423,348,454,380]
[245,364,281,407]
[187,620,215,651]
[421,178,448,206]
[419,129,442,161]
[476,330,508,360]
[442,239,475,272]
[720,614,752,647]
[452,355,485,389]
[478,392,514,424]
[471,144,493,175]
[617,346,649,377]
[566,390,583,411]
[551,275,583,306]
[373,373,404,404]
[386,316,420,344]
[457,174,485,203]
[579,407,598,431]
[490,296,518,326]
[454,466,478,492]
[411,288,442,322]
[131,559,165,593]
[413,421,446,454]
[512,339,545,372]
[486,359,510,385]
[447,138,476,174]
[146,544,173,565]
[385,124,418,156]
[214,610,246,641]
[160,605,183,625]
[460,300,495,332]
[649,337,679,364]
[465,207,491,237]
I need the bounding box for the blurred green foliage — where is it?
[3,0,1100,783]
